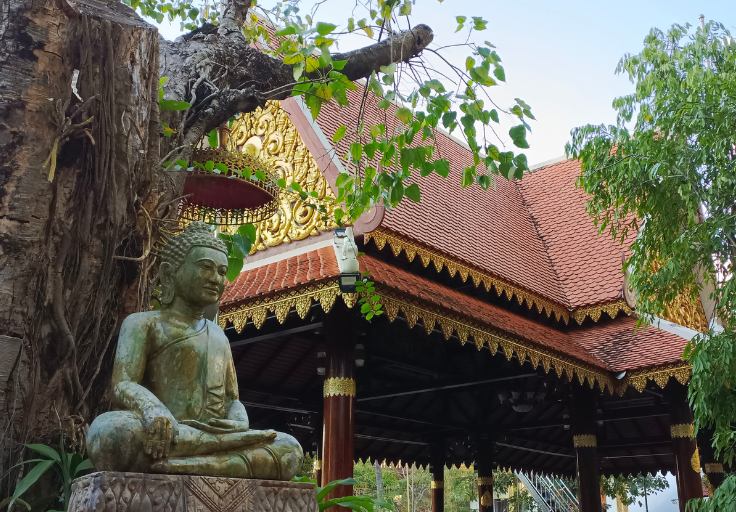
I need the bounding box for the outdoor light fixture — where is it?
[332,227,361,293]
[316,351,326,376]
[614,370,627,380]
[354,343,365,368]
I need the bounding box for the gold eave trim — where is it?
[219,281,618,393]
[365,229,633,324]
[623,363,691,393]
[219,282,688,394]
[219,281,348,330]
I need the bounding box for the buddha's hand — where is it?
[142,406,178,459]
[207,418,250,432]
[235,429,278,446]
[179,418,254,434]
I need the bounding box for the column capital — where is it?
[573,434,598,448]
[670,423,695,439]
[704,463,724,474]
[323,377,356,398]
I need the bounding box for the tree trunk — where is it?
[0,0,160,494]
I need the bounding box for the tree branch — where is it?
[218,0,250,37]
[333,24,434,80]
[160,23,434,150]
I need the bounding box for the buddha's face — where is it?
[173,246,229,308]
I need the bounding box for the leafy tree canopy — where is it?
[567,19,736,512]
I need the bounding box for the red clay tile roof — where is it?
[311,86,633,311]
[517,159,635,308]
[221,246,339,306]
[221,248,687,372]
[571,317,688,372]
[314,87,567,307]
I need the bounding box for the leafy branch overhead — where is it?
[130,0,533,228]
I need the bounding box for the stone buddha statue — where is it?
[87,222,302,480]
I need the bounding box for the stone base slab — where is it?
[68,471,318,512]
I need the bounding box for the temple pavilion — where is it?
[213,88,721,512]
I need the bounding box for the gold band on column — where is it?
[670,423,695,439]
[573,434,597,448]
[431,480,444,489]
[477,477,493,486]
[323,377,356,397]
[705,463,724,474]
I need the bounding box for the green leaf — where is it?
[276,26,298,36]
[332,125,347,143]
[405,183,421,202]
[396,107,412,124]
[292,60,305,81]
[207,129,219,149]
[350,143,362,163]
[462,167,475,187]
[26,443,61,462]
[434,159,451,177]
[509,124,530,149]
[159,99,191,111]
[315,22,337,36]
[238,224,257,247]
[493,66,506,81]
[9,460,55,509]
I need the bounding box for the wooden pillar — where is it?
[476,437,494,512]
[697,428,725,490]
[669,385,703,511]
[431,443,445,512]
[321,306,356,500]
[571,389,602,512]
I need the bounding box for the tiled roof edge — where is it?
[365,228,634,324]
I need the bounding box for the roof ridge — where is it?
[513,178,571,309]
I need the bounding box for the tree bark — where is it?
[0,0,160,494]
[0,0,433,494]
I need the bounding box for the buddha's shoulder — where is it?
[120,310,162,331]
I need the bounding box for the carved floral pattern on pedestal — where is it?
[68,472,318,512]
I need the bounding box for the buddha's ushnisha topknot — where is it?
[160,222,228,269]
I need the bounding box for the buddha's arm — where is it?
[111,314,176,459]
[224,343,249,426]
[111,314,169,417]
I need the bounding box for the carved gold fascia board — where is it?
[226,101,337,253]
[621,363,691,394]
[365,229,633,325]
[218,281,350,331]
[570,301,633,324]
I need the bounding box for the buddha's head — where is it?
[158,222,229,308]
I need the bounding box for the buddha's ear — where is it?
[159,262,175,305]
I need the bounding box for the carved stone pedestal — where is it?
[68,472,318,512]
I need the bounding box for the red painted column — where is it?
[431,443,445,512]
[321,306,356,503]
[669,386,703,512]
[571,390,602,512]
[476,438,494,512]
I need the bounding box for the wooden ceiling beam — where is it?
[229,321,323,347]
[358,373,537,402]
